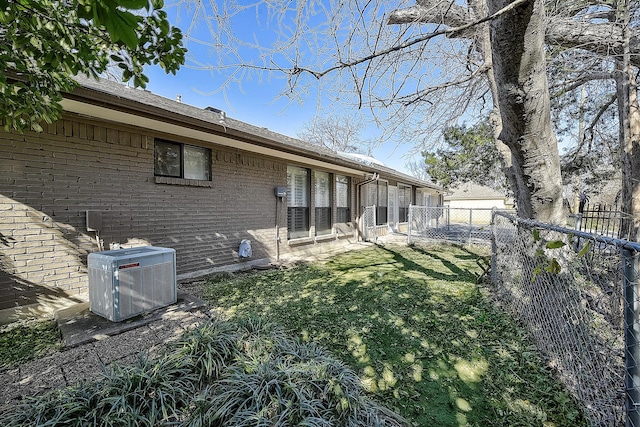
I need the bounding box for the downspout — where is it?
[275,197,280,262]
[356,173,379,241]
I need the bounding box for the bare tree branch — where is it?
[387,1,640,68]
[550,71,614,97]
[287,0,528,79]
[583,93,618,151]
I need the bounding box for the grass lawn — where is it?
[203,244,586,427]
[0,319,61,370]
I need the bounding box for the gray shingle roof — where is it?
[69,75,442,191]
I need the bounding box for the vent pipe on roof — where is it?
[205,106,228,131]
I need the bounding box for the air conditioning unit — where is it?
[88,246,177,322]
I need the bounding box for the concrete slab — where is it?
[54,291,207,349]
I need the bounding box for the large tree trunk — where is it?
[488,0,564,223]
[620,76,640,240]
[470,0,519,199]
[616,0,640,240]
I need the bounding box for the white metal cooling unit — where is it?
[88,246,177,322]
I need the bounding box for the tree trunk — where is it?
[616,0,640,240]
[471,0,519,200]
[488,0,564,223]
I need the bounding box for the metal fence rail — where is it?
[491,211,640,426]
[570,203,635,240]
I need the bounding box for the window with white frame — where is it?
[416,189,436,207]
[364,181,389,225]
[336,175,351,223]
[388,186,397,225]
[376,181,388,225]
[398,185,412,222]
[287,166,310,239]
[154,140,211,180]
[314,171,332,235]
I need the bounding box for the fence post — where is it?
[624,248,640,427]
[373,205,377,243]
[575,213,582,232]
[490,209,497,284]
[468,209,473,244]
[408,204,413,245]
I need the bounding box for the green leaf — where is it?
[577,241,591,258]
[109,11,141,49]
[117,0,149,9]
[159,18,169,35]
[532,229,540,242]
[545,240,565,249]
[545,258,562,274]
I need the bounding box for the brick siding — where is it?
[0,114,293,309]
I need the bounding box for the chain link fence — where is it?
[491,211,640,426]
[407,206,502,245]
[385,206,640,424]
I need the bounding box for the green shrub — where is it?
[2,318,405,427]
[96,356,197,426]
[184,329,405,427]
[168,319,240,385]
[2,380,101,426]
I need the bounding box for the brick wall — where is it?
[0,114,290,309]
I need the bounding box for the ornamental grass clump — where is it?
[2,381,102,426]
[2,317,404,427]
[95,356,197,426]
[185,322,405,427]
[168,319,241,386]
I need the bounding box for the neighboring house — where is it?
[0,76,443,316]
[444,183,512,222]
[444,182,512,210]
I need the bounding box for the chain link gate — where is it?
[362,205,377,242]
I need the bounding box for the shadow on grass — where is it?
[384,245,478,284]
[203,245,586,427]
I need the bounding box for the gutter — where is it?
[63,85,371,176]
[62,76,443,191]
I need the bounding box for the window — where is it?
[314,171,332,235]
[398,185,412,223]
[363,181,388,225]
[377,181,388,225]
[336,175,351,223]
[154,140,211,180]
[287,166,310,239]
[416,189,435,207]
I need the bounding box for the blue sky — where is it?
[143,1,423,175]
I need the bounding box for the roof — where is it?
[65,75,442,192]
[444,182,508,200]
[337,152,386,167]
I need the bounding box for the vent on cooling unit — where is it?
[88,246,177,322]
